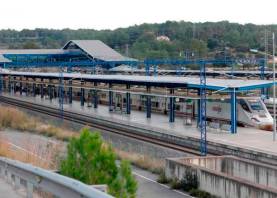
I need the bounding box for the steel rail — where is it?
[0,95,202,156]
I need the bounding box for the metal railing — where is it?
[0,157,114,198]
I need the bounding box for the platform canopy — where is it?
[0,70,274,92]
[0,55,11,63]
[63,40,136,62]
[0,40,137,68]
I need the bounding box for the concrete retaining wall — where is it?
[166,156,277,198]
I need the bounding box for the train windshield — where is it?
[248,100,264,111]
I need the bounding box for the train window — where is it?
[248,100,263,111]
[240,100,251,113]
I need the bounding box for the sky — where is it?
[1,0,277,30]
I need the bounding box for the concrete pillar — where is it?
[109,83,113,112]
[68,80,73,104]
[81,80,85,106]
[230,88,237,134]
[126,84,131,114]
[146,86,151,118]
[169,89,175,122]
[93,82,98,109]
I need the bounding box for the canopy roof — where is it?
[0,70,273,91]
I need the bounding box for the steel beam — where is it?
[169,89,175,122]
[146,86,151,118]
[126,84,131,114]
[230,88,237,134]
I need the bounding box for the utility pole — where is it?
[273,32,276,141]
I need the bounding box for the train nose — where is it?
[259,124,273,131]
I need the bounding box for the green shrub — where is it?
[60,128,137,197]
[181,169,199,191]
[157,171,170,184]
[170,178,182,189]
[189,188,216,198]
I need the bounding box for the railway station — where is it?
[0,39,277,198]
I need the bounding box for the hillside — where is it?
[0,21,276,60]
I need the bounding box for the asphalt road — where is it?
[0,178,22,198]
[133,166,192,198]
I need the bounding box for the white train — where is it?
[74,90,274,131]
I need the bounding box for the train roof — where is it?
[0,70,274,92]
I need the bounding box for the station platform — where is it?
[2,93,277,159]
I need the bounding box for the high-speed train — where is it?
[70,89,273,131]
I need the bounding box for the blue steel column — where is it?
[40,78,44,98]
[8,75,11,93]
[169,89,175,122]
[126,84,131,114]
[32,78,36,97]
[49,79,53,101]
[93,82,98,109]
[199,62,207,156]
[197,89,200,127]
[260,59,265,96]
[145,63,150,76]
[68,80,73,104]
[19,77,23,95]
[59,71,64,118]
[12,76,15,94]
[0,74,2,95]
[153,65,157,76]
[3,76,6,92]
[109,83,113,112]
[146,86,151,118]
[80,80,85,106]
[230,88,237,134]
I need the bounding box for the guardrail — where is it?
[0,157,114,198]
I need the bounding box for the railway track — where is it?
[0,95,202,156]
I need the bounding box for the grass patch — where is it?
[0,134,62,169]
[115,148,164,174]
[0,106,77,141]
[0,105,169,175]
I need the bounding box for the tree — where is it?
[60,128,137,197]
[22,41,40,49]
